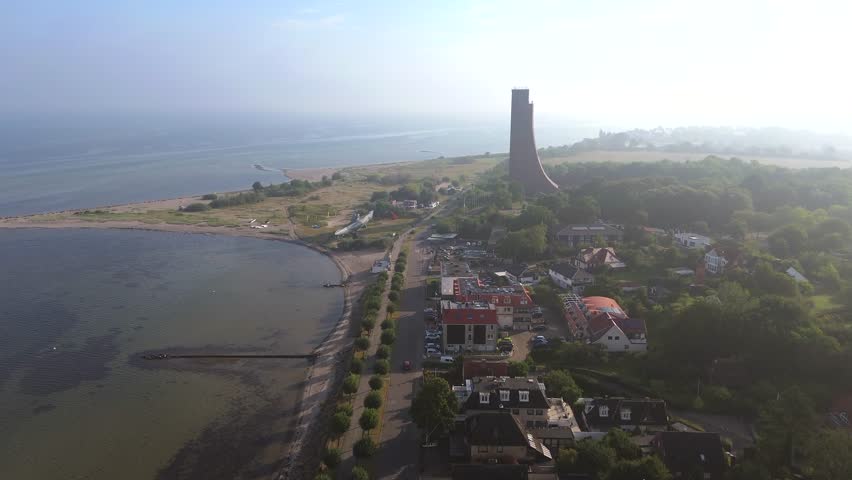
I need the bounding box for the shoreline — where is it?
[0,222,373,480]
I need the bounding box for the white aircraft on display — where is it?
[334,210,374,236]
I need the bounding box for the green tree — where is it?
[359,408,379,431]
[376,345,391,359]
[607,456,671,480]
[353,438,376,458]
[322,447,342,469]
[768,224,808,257]
[603,428,642,460]
[364,391,383,409]
[542,369,583,404]
[380,330,395,345]
[354,336,370,351]
[351,465,369,480]
[343,373,360,395]
[350,358,364,374]
[330,412,351,437]
[556,448,579,476]
[805,429,852,480]
[507,361,529,377]
[756,386,818,472]
[410,376,457,441]
[373,359,390,375]
[252,181,263,192]
[369,375,383,390]
[573,439,616,480]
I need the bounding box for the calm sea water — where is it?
[0,113,598,217]
[0,228,344,479]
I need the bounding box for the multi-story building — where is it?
[441,301,499,353]
[705,246,740,275]
[456,376,582,454]
[556,223,623,247]
[454,277,535,330]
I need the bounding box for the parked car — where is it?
[532,324,547,331]
[424,348,441,357]
[439,355,455,363]
[533,335,547,342]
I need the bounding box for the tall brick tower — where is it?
[508,89,559,194]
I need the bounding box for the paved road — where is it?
[374,232,428,479]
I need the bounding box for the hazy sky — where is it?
[2,0,850,132]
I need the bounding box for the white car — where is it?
[425,335,441,342]
[424,342,440,350]
[424,348,441,357]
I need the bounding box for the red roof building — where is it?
[453,277,535,330]
[440,301,499,353]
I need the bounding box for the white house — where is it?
[705,247,739,275]
[674,232,712,250]
[548,263,595,292]
[587,314,648,352]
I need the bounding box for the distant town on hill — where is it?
[539,126,852,161]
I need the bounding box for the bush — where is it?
[322,447,342,469]
[374,359,390,375]
[380,330,396,345]
[343,373,360,394]
[364,391,383,409]
[336,403,353,416]
[314,473,332,480]
[388,291,399,302]
[353,437,377,458]
[201,193,218,200]
[386,304,396,314]
[330,412,351,436]
[359,408,380,431]
[369,375,384,390]
[354,336,370,351]
[351,465,369,480]
[395,263,406,273]
[380,319,394,330]
[376,345,391,359]
[361,315,376,331]
[183,202,210,212]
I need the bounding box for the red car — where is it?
[403,360,412,371]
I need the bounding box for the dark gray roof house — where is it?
[652,431,727,479]
[463,377,551,412]
[578,397,668,432]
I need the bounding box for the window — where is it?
[478,445,488,453]
[535,409,543,415]
[496,446,503,453]
[527,409,535,415]
[479,392,490,404]
[607,336,612,340]
[526,420,533,427]
[512,409,519,415]
[599,405,609,417]
[500,390,510,402]
[621,408,632,421]
[615,336,620,340]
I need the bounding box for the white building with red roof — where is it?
[582,297,647,352]
[441,300,499,353]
